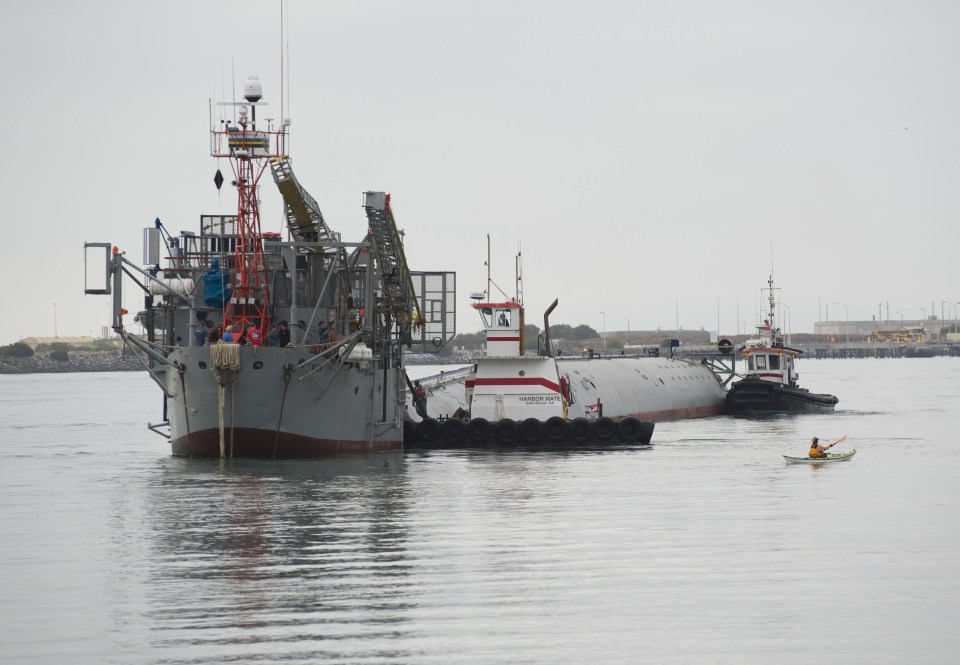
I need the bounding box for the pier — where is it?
[797,343,959,359]
[671,342,959,362]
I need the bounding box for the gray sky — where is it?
[2,0,958,345]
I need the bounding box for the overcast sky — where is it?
[2,0,958,345]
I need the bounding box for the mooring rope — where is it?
[210,342,241,459]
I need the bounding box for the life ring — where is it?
[467,418,492,444]
[418,418,441,443]
[616,417,643,442]
[442,418,467,445]
[592,416,617,442]
[494,418,518,444]
[543,416,567,443]
[519,418,543,444]
[568,418,591,444]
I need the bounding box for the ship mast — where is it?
[766,273,776,331]
[211,76,287,336]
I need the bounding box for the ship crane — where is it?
[362,192,423,344]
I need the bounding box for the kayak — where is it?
[783,449,857,464]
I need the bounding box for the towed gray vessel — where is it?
[83,77,454,457]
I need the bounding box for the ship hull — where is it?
[726,378,838,414]
[165,346,404,458]
[556,356,727,421]
[411,357,728,423]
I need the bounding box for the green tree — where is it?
[570,324,599,341]
[549,323,574,340]
[0,342,34,358]
[523,323,542,352]
[50,348,70,362]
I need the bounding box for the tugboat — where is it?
[725,276,838,414]
[406,247,728,447]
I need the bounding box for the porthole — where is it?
[198,361,207,369]
[253,361,263,370]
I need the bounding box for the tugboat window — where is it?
[748,356,755,370]
[769,355,780,370]
[497,309,510,326]
[481,307,494,328]
[755,355,767,370]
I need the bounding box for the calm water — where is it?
[2,359,959,664]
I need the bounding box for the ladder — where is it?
[269,157,335,242]
[362,192,423,335]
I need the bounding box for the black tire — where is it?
[568,418,591,444]
[639,420,655,445]
[494,418,518,444]
[519,418,543,444]
[592,416,617,442]
[443,418,467,445]
[467,418,492,444]
[617,417,643,442]
[418,418,441,443]
[403,419,419,447]
[543,416,567,443]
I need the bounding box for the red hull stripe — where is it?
[474,377,561,392]
[488,336,520,342]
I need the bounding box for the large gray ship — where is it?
[83,77,455,458]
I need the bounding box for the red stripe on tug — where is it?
[474,376,562,393]
[487,336,520,342]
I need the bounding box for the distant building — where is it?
[814,317,947,341]
[18,336,97,349]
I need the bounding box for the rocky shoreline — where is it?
[0,350,474,375]
[0,351,146,374]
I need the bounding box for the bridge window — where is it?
[769,354,780,370]
[480,307,494,328]
[497,309,511,327]
[755,355,767,370]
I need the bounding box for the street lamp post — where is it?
[783,304,791,344]
[623,317,629,333]
[831,302,849,344]
[600,311,606,351]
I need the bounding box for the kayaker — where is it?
[809,436,842,458]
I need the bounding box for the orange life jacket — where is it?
[809,447,826,458]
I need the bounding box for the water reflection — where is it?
[142,453,416,662]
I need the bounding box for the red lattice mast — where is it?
[210,76,287,338]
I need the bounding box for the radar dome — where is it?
[243,77,262,103]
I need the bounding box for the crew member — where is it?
[413,380,428,418]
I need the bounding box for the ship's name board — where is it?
[518,395,562,404]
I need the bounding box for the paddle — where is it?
[825,434,847,451]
